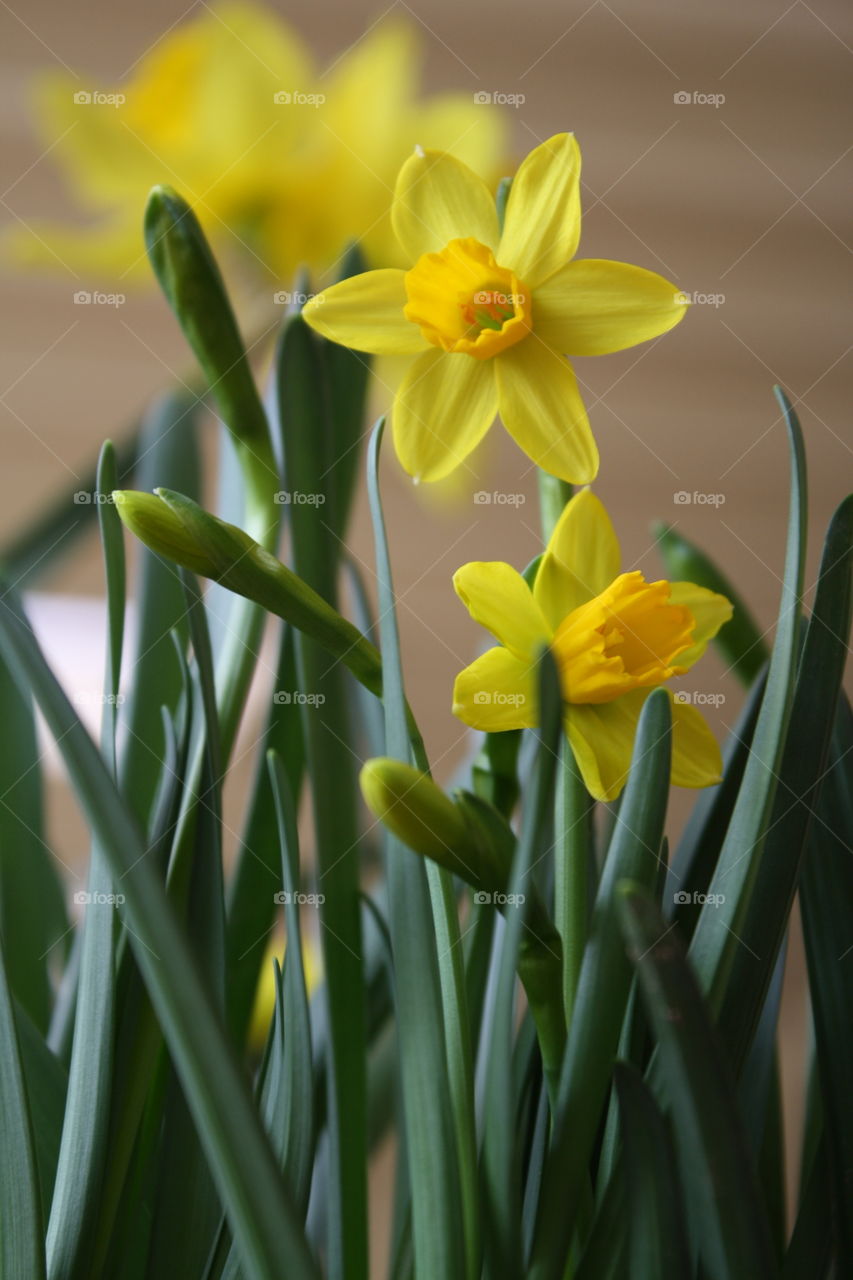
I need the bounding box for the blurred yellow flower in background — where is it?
[248,928,322,1053]
[9,2,506,285]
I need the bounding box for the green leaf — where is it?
[342,555,385,762]
[225,624,304,1046]
[664,671,764,941]
[147,572,227,1279]
[277,310,367,1280]
[366,419,465,1280]
[0,930,45,1279]
[554,739,592,1028]
[687,387,807,1014]
[574,1161,626,1280]
[46,442,123,1280]
[471,728,522,818]
[800,701,853,1272]
[0,633,67,1030]
[425,860,480,1280]
[98,441,126,765]
[0,588,318,1280]
[463,901,496,1057]
[119,392,202,825]
[783,1134,832,1280]
[482,650,562,1279]
[529,687,672,1280]
[219,755,315,1280]
[11,1000,67,1218]
[0,436,78,1024]
[616,883,775,1280]
[613,1062,691,1280]
[754,1046,787,1261]
[267,751,315,1213]
[716,492,852,1075]
[653,521,768,686]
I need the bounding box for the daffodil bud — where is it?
[113,487,384,698]
[144,185,272,462]
[112,490,217,578]
[361,758,470,862]
[360,758,516,894]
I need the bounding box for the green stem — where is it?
[555,740,592,1029]
[518,927,566,1107]
[538,472,573,543]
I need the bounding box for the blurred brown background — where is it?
[1,0,851,1244]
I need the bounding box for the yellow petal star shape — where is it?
[303,133,688,484]
[451,489,733,801]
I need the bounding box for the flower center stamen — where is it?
[404,237,533,360]
[461,290,516,332]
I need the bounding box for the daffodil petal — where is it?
[453,647,537,731]
[495,340,599,484]
[392,349,497,482]
[301,269,427,355]
[535,259,688,355]
[667,582,734,668]
[564,690,649,802]
[392,148,500,262]
[454,562,550,660]
[498,133,581,288]
[669,693,724,788]
[534,488,621,626]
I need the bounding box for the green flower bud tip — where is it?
[112,490,215,577]
[360,758,472,868]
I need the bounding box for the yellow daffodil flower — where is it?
[9,5,505,284]
[248,929,322,1053]
[302,133,687,484]
[452,489,733,801]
